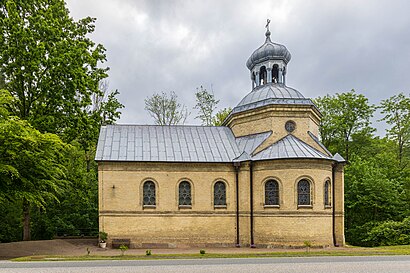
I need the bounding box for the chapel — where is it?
[95,22,345,248]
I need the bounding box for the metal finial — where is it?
[265,19,271,39]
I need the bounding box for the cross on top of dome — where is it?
[246,20,292,89]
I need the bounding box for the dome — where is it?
[246,32,291,70]
[232,83,315,114]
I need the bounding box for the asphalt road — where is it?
[0,255,409,273]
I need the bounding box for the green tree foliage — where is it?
[0,0,108,138]
[344,152,408,245]
[0,111,68,240]
[212,107,232,126]
[364,217,410,246]
[194,86,219,126]
[30,142,98,240]
[0,0,124,242]
[314,90,375,162]
[317,90,410,246]
[379,93,410,165]
[145,91,189,125]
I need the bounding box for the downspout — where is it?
[332,162,339,247]
[250,161,255,248]
[234,162,241,247]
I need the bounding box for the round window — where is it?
[285,120,296,133]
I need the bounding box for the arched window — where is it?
[298,179,311,206]
[143,181,156,206]
[272,65,279,83]
[259,66,267,85]
[214,181,226,206]
[324,180,331,206]
[179,181,192,206]
[265,180,279,205]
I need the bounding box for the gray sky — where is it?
[65,0,410,133]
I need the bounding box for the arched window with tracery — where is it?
[265,180,279,206]
[214,181,226,206]
[298,179,311,206]
[324,180,331,206]
[143,181,156,206]
[179,181,192,206]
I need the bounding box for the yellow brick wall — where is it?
[225,105,327,155]
[98,159,344,248]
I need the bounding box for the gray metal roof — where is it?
[251,134,332,161]
[95,125,241,162]
[308,131,333,156]
[231,83,315,114]
[235,131,271,155]
[96,125,333,163]
[246,33,291,70]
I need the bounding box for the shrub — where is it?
[119,244,128,256]
[364,217,410,246]
[199,249,206,255]
[146,249,152,256]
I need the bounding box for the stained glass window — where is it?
[179,181,192,206]
[324,180,331,206]
[265,180,279,205]
[143,181,156,206]
[214,181,226,206]
[298,179,311,206]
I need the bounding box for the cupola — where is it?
[246,19,291,88]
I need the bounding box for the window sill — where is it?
[214,205,227,209]
[143,205,156,209]
[178,205,192,209]
[297,205,313,209]
[324,205,332,209]
[264,205,280,208]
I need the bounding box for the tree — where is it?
[379,93,410,165]
[344,150,408,245]
[145,91,189,125]
[314,90,375,162]
[0,0,108,138]
[0,92,68,240]
[194,86,219,126]
[212,107,232,126]
[0,1,124,241]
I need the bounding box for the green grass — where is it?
[12,245,410,262]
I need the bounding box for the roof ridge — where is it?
[285,134,330,158]
[105,124,231,128]
[235,130,272,139]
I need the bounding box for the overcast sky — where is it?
[65,0,410,133]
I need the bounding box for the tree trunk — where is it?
[22,199,31,241]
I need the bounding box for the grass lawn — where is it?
[12,245,410,261]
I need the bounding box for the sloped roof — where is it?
[95,125,241,162]
[235,131,271,155]
[231,83,315,115]
[96,125,334,163]
[251,134,332,161]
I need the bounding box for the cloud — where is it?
[65,0,410,133]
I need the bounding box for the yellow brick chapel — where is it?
[95,24,345,248]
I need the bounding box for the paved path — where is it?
[0,255,409,273]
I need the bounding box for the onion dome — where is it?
[246,29,291,70]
